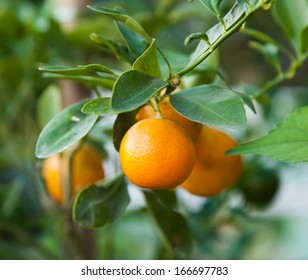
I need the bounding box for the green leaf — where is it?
[199,0,222,15]
[73,174,129,228]
[228,107,308,162]
[111,70,167,113]
[39,65,91,76]
[90,33,135,64]
[82,64,117,76]
[39,65,116,88]
[39,64,117,77]
[273,0,308,55]
[184,32,210,46]
[133,39,161,78]
[41,73,115,89]
[144,191,192,256]
[236,91,256,113]
[199,0,225,27]
[37,84,62,129]
[35,100,98,159]
[169,85,247,130]
[243,28,281,46]
[82,97,116,115]
[249,41,281,73]
[87,5,151,42]
[116,22,149,61]
[243,28,292,57]
[113,110,138,152]
[224,1,246,29]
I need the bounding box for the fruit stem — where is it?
[152,97,162,118]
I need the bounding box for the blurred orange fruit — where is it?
[119,118,196,189]
[41,144,105,204]
[180,126,243,196]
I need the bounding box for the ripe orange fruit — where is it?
[180,126,243,196]
[119,118,196,190]
[136,97,202,141]
[41,145,105,204]
[41,154,64,203]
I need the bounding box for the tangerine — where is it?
[180,126,243,196]
[41,144,105,204]
[119,118,196,189]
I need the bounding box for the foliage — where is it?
[1,0,308,259]
[33,0,308,259]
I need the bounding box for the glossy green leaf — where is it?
[169,85,247,130]
[273,0,308,55]
[37,84,62,129]
[249,41,281,73]
[35,100,98,159]
[90,33,135,64]
[113,110,137,152]
[87,5,151,42]
[144,191,192,256]
[116,22,149,61]
[228,107,308,162]
[82,97,116,115]
[133,39,161,78]
[73,174,129,228]
[111,70,167,112]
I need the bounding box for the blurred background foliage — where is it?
[0,0,308,260]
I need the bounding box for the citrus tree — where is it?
[35,0,308,258]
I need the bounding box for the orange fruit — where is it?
[41,154,64,203]
[41,144,105,204]
[180,126,243,196]
[136,97,202,141]
[119,118,196,189]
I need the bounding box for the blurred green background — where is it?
[0,0,308,260]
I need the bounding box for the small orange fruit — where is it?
[119,118,196,189]
[41,144,105,204]
[180,126,243,196]
[136,97,202,141]
[41,154,64,203]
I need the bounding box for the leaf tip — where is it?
[225,147,240,156]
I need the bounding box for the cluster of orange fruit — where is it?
[120,97,243,196]
[41,94,243,204]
